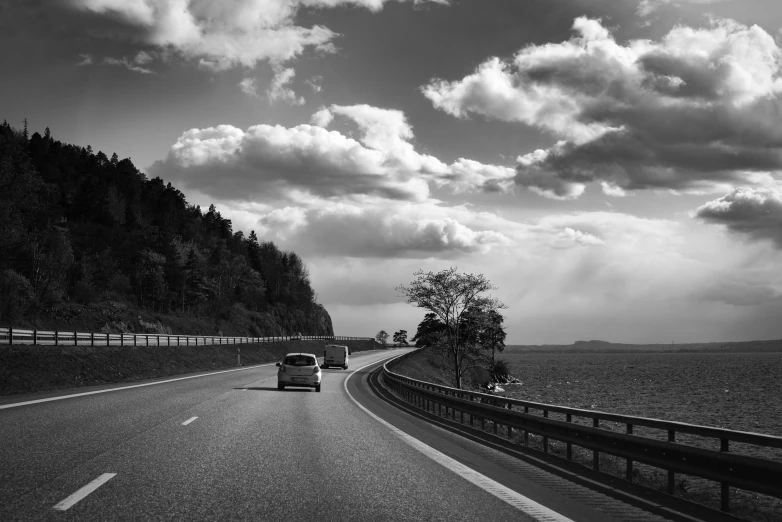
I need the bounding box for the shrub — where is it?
[492,359,511,381]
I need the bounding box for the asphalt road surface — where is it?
[1,349,682,521]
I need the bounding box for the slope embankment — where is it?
[0,338,379,396]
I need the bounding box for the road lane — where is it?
[2,349,531,521]
[0,348,681,521]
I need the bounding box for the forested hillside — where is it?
[0,120,332,336]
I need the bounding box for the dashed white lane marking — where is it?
[53,473,116,511]
[0,363,276,410]
[344,358,574,522]
[182,416,198,426]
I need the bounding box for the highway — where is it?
[1,349,681,521]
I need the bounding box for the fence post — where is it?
[593,418,600,471]
[543,410,549,453]
[721,439,730,512]
[668,431,676,494]
[626,424,634,481]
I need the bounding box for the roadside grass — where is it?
[0,339,378,396]
[388,348,782,522]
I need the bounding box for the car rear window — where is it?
[283,356,316,366]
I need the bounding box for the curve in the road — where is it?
[344,358,573,522]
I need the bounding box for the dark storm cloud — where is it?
[695,187,782,248]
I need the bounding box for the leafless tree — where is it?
[397,267,506,389]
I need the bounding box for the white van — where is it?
[322,344,350,369]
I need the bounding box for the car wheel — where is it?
[278,383,285,391]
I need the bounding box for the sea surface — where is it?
[501,350,782,441]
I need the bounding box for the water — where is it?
[502,351,782,438]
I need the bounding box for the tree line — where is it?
[0,120,324,329]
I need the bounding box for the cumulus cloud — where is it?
[150,104,518,203]
[70,0,450,70]
[695,187,782,248]
[239,77,259,97]
[423,17,782,199]
[267,64,305,105]
[256,200,512,257]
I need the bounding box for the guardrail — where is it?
[0,326,373,347]
[381,353,782,514]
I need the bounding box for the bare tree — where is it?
[397,267,506,389]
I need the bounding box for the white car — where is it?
[277,353,321,392]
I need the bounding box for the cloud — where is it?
[267,64,305,105]
[76,53,93,66]
[150,104,518,204]
[637,0,726,17]
[695,187,782,248]
[306,75,323,92]
[252,198,514,258]
[423,17,782,199]
[69,0,450,70]
[103,55,155,73]
[239,77,259,97]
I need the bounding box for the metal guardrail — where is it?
[0,327,373,347]
[382,352,782,514]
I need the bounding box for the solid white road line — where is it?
[0,363,276,410]
[182,416,198,426]
[53,473,117,511]
[344,358,574,522]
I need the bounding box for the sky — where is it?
[3,0,782,344]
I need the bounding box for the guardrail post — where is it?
[74,330,78,346]
[33,329,37,345]
[566,414,572,460]
[8,326,12,345]
[133,333,137,347]
[120,333,124,347]
[668,430,676,494]
[626,424,634,481]
[721,439,730,512]
[186,336,189,347]
[90,332,94,347]
[145,334,149,346]
[593,418,600,470]
[55,329,59,346]
[543,410,549,453]
[237,347,241,366]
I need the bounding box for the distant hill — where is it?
[0,120,333,337]
[506,339,782,353]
